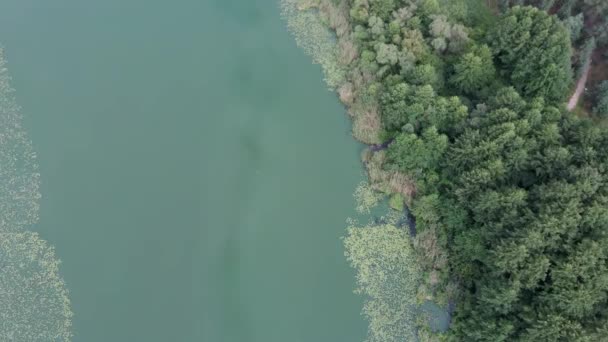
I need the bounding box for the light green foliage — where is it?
[375,43,399,65]
[416,0,441,20]
[344,223,421,342]
[430,15,452,39]
[447,23,470,53]
[431,37,447,53]
[388,193,404,210]
[391,4,416,27]
[0,231,73,341]
[411,193,441,230]
[427,96,468,134]
[281,0,347,88]
[449,44,495,95]
[410,64,439,86]
[368,15,386,39]
[354,181,384,214]
[401,29,430,61]
[429,15,470,53]
[370,0,396,20]
[350,0,370,23]
[360,49,380,73]
[488,6,572,101]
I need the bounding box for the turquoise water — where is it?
[0,1,367,341]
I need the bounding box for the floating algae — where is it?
[0,231,73,341]
[0,50,41,233]
[0,49,73,341]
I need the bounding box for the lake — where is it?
[0,0,367,341]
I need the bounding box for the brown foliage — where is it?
[362,150,417,201]
[388,171,417,201]
[338,82,354,106]
[414,225,448,272]
[353,104,382,144]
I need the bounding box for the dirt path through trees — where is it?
[568,56,592,110]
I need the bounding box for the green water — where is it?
[0,1,367,341]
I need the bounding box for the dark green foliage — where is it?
[593,81,608,118]
[380,82,414,130]
[449,44,495,95]
[562,13,584,42]
[509,0,608,71]
[558,0,577,18]
[499,0,511,13]
[438,89,608,341]
[540,0,555,10]
[409,64,439,86]
[320,0,608,340]
[386,126,448,178]
[488,6,572,101]
[584,0,608,14]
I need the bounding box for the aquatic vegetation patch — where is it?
[0,50,41,233]
[280,0,347,88]
[0,231,73,341]
[354,181,384,214]
[344,222,421,342]
[0,49,73,340]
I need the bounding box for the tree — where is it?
[401,28,430,61]
[430,96,468,131]
[375,43,399,65]
[558,0,576,18]
[562,13,584,42]
[409,63,439,86]
[540,0,556,10]
[449,44,496,95]
[488,6,572,101]
[584,0,608,14]
[350,0,370,24]
[369,0,396,20]
[386,126,448,178]
[593,80,608,118]
[380,82,412,130]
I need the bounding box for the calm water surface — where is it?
[0,0,366,341]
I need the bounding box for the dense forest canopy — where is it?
[505,0,608,118]
[286,0,608,340]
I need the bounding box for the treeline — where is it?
[309,0,608,340]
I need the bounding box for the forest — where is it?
[285,0,608,341]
